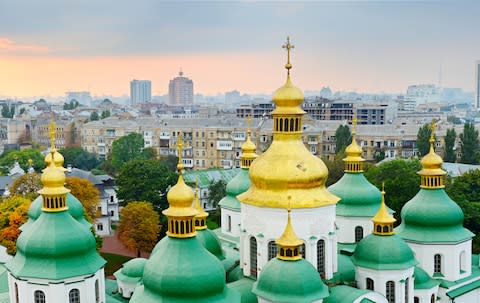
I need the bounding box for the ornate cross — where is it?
[352,112,358,134]
[282,36,294,72]
[49,119,56,151]
[429,119,436,142]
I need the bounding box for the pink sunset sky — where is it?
[0,1,479,98]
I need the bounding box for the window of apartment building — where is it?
[97,224,103,231]
[210,142,214,147]
[195,132,199,137]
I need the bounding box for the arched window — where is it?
[376,225,382,233]
[460,251,466,273]
[226,215,232,232]
[279,118,283,131]
[434,254,442,274]
[431,294,435,303]
[366,278,374,290]
[386,281,395,303]
[414,297,419,303]
[317,240,325,278]
[290,118,294,131]
[355,226,363,242]
[284,119,289,132]
[34,290,45,303]
[14,283,19,303]
[95,280,100,303]
[69,289,80,303]
[300,243,306,258]
[405,277,409,303]
[268,241,277,260]
[250,237,257,278]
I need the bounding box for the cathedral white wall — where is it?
[240,204,337,279]
[221,208,241,237]
[9,268,105,303]
[408,240,471,281]
[117,279,139,299]
[336,216,373,244]
[355,266,414,303]
[414,287,438,303]
[353,292,388,303]
[258,297,322,303]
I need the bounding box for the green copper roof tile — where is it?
[323,285,371,303]
[414,266,439,290]
[446,279,480,299]
[228,277,258,303]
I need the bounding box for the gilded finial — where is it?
[352,112,358,136]
[49,119,56,152]
[246,115,252,134]
[381,182,385,193]
[429,119,436,144]
[176,133,184,173]
[372,183,395,236]
[282,36,294,74]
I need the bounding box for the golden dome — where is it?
[242,135,256,154]
[372,185,395,236]
[38,153,69,197]
[276,208,304,261]
[419,120,446,177]
[238,37,338,209]
[44,149,65,169]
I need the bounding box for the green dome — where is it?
[328,173,382,217]
[197,229,225,260]
[329,253,355,284]
[414,266,438,290]
[352,234,416,270]
[6,211,106,280]
[253,258,329,303]
[396,189,474,243]
[219,169,250,211]
[21,193,92,232]
[131,236,240,303]
[114,258,147,284]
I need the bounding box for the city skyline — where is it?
[0,1,479,98]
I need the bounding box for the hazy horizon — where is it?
[1,1,479,98]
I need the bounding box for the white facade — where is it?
[9,268,105,303]
[355,266,414,303]
[220,208,241,238]
[116,278,140,299]
[95,188,120,236]
[130,80,152,105]
[407,240,471,281]
[336,216,373,244]
[414,287,439,303]
[240,204,337,279]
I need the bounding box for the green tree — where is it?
[374,149,385,163]
[207,179,227,226]
[116,159,177,210]
[365,159,421,220]
[118,201,160,257]
[444,128,457,163]
[323,152,345,186]
[90,111,100,121]
[335,125,351,154]
[1,104,14,118]
[416,124,432,157]
[142,147,158,160]
[101,110,111,119]
[460,122,479,164]
[59,147,100,170]
[447,115,462,124]
[159,155,179,172]
[110,133,145,169]
[0,149,44,174]
[10,172,41,200]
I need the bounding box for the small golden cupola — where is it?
[163,134,198,238]
[419,119,445,189]
[193,178,208,230]
[372,184,395,236]
[276,207,304,261]
[38,152,70,212]
[343,113,365,172]
[241,116,258,168]
[44,119,65,170]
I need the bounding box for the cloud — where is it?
[0,37,49,54]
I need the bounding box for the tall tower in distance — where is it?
[130,80,152,106]
[168,70,194,105]
[476,60,480,110]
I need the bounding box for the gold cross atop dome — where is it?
[49,119,56,151]
[282,36,294,72]
[246,114,252,132]
[429,119,436,143]
[176,133,184,172]
[352,112,358,135]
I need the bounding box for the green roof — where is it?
[414,266,439,290]
[114,258,147,284]
[438,255,480,288]
[184,168,241,188]
[253,258,329,303]
[131,236,240,303]
[105,279,130,303]
[7,210,105,280]
[0,265,9,294]
[328,173,382,217]
[227,264,244,283]
[323,285,371,303]
[446,279,480,299]
[219,169,251,211]
[196,229,225,260]
[328,253,356,284]
[351,234,416,270]
[396,188,474,243]
[228,277,258,303]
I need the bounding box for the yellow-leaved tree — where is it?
[118,201,160,257]
[65,177,100,222]
[0,196,31,254]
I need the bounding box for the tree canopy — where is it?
[118,201,160,257]
[63,100,80,110]
[90,111,100,121]
[0,196,31,254]
[1,104,15,118]
[365,159,421,220]
[0,148,44,174]
[59,147,100,170]
[101,110,111,119]
[10,172,41,200]
[416,123,432,157]
[460,122,479,164]
[323,151,346,186]
[65,177,100,222]
[444,128,457,163]
[335,125,351,154]
[110,133,145,169]
[116,158,177,211]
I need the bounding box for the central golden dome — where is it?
[238,38,338,209]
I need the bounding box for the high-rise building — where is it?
[168,70,194,105]
[475,61,480,109]
[66,91,92,107]
[130,80,152,105]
